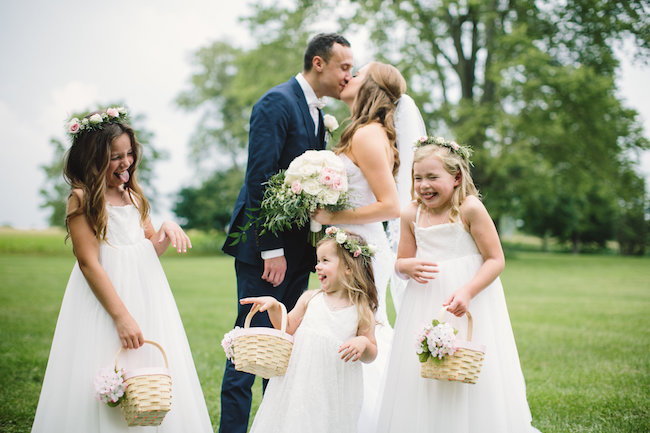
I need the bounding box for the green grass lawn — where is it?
[0,232,648,432]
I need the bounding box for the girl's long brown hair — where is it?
[63,114,149,241]
[334,62,406,176]
[317,235,378,334]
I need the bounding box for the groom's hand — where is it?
[262,256,287,287]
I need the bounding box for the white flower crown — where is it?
[324,226,376,262]
[66,107,128,139]
[415,135,473,166]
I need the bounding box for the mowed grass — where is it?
[0,231,648,432]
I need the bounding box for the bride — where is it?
[313,61,425,432]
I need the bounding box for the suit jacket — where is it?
[223,77,326,266]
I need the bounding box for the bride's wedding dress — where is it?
[336,153,394,433]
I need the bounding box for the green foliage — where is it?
[39,138,68,228]
[342,0,650,252]
[174,167,245,231]
[39,105,167,228]
[0,227,71,255]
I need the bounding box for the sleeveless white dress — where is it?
[336,153,393,433]
[376,206,540,432]
[249,291,363,433]
[32,204,213,433]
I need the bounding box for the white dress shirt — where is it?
[295,72,324,136]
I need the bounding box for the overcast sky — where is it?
[1,1,648,229]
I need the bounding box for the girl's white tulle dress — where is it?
[31,204,213,433]
[249,291,362,433]
[376,206,540,433]
[336,153,394,433]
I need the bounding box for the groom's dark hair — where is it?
[303,33,351,71]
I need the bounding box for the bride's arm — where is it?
[314,124,400,225]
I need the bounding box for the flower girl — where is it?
[240,228,378,433]
[376,137,540,432]
[31,108,213,432]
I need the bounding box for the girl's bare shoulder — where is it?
[460,195,489,222]
[67,189,85,214]
[401,200,419,219]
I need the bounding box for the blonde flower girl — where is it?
[377,137,540,432]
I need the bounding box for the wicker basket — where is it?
[232,303,294,379]
[420,307,486,384]
[115,340,172,426]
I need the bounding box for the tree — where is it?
[173,167,245,231]
[341,0,649,250]
[39,138,69,228]
[39,107,166,228]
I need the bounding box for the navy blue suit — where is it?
[220,77,326,433]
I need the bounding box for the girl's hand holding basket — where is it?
[417,306,486,384]
[221,298,294,379]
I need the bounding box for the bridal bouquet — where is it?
[229,150,349,245]
[416,319,459,363]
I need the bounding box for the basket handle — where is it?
[244,302,288,333]
[114,340,169,371]
[438,306,474,342]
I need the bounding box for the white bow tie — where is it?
[309,98,326,109]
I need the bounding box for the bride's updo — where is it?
[335,62,406,176]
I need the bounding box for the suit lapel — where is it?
[290,78,318,149]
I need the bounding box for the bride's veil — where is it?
[387,94,426,313]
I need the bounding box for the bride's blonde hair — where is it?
[334,62,406,176]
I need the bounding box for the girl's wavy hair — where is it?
[317,233,378,334]
[63,112,149,241]
[412,144,479,223]
[334,62,406,177]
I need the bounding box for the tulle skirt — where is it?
[376,254,540,433]
[337,221,393,433]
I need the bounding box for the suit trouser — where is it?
[218,258,312,433]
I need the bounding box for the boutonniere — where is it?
[323,114,339,142]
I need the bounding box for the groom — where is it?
[220,33,353,433]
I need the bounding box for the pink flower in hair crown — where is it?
[65,106,129,140]
[67,119,81,134]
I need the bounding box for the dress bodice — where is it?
[414,208,480,262]
[339,153,377,209]
[104,204,146,247]
[298,292,359,343]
